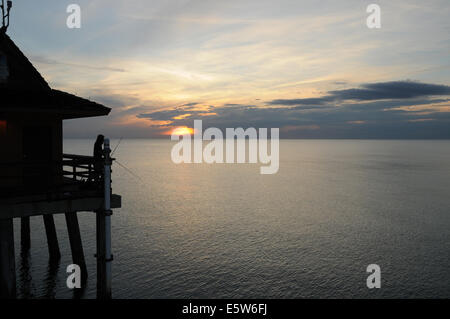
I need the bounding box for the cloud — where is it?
[135,81,450,138]
[182,102,200,107]
[30,55,127,73]
[89,94,141,108]
[269,81,450,106]
[330,81,450,101]
[269,97,332,106]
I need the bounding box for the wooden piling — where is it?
[65,212,87,283]
[43,214,61,260]
[20,217,31,250]
[96,210,107,299]
[96,138,113,299]
[0,218,16,299]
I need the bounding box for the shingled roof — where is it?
[0,32,111,119]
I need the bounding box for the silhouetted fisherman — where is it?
[93,134,105,184]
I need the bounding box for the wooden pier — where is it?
[0,151,121,299]
[0,24,122,299]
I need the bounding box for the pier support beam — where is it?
[0,219,16,299]
[43,215,61,260]
[96,210,113,299]
[96,210,107,299]
[21,217,31,251]
[65,212,87,283]
[97,138,113,299]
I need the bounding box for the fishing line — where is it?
[115,159,145,183]
[114,159,153,193]
[109,138,151,189]
[111,137,123,156]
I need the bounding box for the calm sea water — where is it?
[14,139,450,299]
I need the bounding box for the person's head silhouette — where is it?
[96,134,105,145]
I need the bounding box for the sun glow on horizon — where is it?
[169,126,195,136]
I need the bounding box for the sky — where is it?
[7,0,450,138]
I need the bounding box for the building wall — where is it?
[0,114,63,191]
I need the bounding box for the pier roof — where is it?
[0,32,110,119]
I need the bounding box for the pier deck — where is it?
[0,152,121,299]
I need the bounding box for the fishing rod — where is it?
[111,137,123,156]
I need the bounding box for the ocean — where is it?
[14,139,450,299]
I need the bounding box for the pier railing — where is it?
[0,154,103,198]
[62,154,96,182]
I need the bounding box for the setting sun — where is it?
[170,127,194,136]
